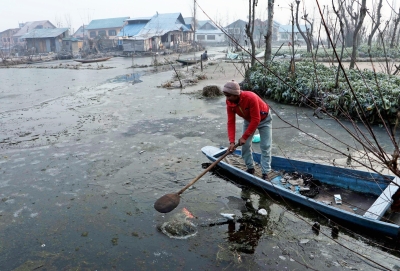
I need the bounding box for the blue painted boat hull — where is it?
[201,146,400,237]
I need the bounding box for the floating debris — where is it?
[111,237,119,245]
[299,239,310,244]
[220,213,236,220]
[183,207,195,219]
[257,208,268,216]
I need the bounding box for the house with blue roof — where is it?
[133,13,191,52]
[86,17,129,39]
[13,20,56,47]
[20,28,69,53]
[117,17,151,52]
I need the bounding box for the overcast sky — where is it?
[0,0,397,34]
[0,0,315,32]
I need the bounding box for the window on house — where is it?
[197,35,205,40]
[207,35,215,40]
[98,30,106,36]
[90,31,96,38]
[65,41,69,45]
[161,33,168,42]
[108,30,116,36]
[35,25,43,29]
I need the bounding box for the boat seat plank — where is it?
[363,177,400,220]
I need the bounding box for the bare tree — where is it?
[367,0,383,47]
[264,0,275,64]
[64,14,73,36]
[245,0,258,66]
[290,3,296,76]
[349,0,367,69]
[332,0,346,88]
[390,8,400,48]
[54,15,63,28]
[339,0,357,47]
[295,0,312,52]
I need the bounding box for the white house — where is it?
[195,20,225,44]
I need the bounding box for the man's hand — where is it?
[228,142,236,152]
[238,137,246,146]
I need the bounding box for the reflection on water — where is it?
[225,188,270,254]
[160,211,198,239]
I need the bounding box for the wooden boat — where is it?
[74,57,111,63]
[202,146,400,237]
[176,59,200,65]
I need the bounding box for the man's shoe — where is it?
[262,173,268,180]
[246,168,255,174]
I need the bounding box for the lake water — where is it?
[0,52,399,270]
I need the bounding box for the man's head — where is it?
[223,80,241,103]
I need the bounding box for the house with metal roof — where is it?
[183,17,195,41]
[13,20,56,44]
[195,20,225,44]
[20,28,69,53]
[134,13,191,51]
[62,37,83,55]
[72,25,88,39]
[225,19,280,48]
[118,17,151,52]
[225,19,248,47]
[0,28,19,53]
[277,24,308,43]
[86,17,129,39]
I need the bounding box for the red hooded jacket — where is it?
[226,91,270,143]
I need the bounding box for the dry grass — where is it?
[202,85,223,97]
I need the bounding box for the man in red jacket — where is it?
[223,80,272,180]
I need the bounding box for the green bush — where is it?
[243,61,400,124]
[272,44,400,59]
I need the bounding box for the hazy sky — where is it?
[0,0,312,32]
[0,0,396,33]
